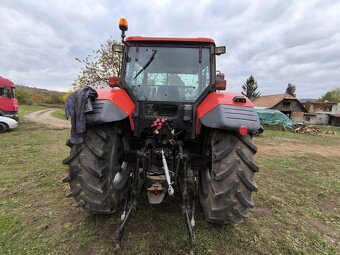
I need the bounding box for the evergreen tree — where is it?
[286,83,296,97]
[242,75,260,99]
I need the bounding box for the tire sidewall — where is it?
[0,123,7,133]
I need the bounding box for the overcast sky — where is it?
[1,0,340,98]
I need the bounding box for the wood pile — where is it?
[294,125,337,136]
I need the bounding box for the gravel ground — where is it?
[23,108,71,129]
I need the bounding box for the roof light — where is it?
[119,18,128,32]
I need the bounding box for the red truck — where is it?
[0,76,19,121]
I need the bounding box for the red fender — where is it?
[196,92,258,134]
[96,88,135,129]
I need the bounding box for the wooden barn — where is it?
[253,93,307,118]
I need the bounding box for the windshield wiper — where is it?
[133,49,157,80]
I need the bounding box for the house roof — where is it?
[126,36,215,44]
[310,102,337,105]
[253,93,296,108]
[309,102,336,112]
[329,114,340,118]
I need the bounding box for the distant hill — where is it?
[15,85,67,105]
[16,85,65,97]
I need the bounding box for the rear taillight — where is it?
[239,126,248,136]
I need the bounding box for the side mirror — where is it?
[112,44,124,53]
[213,46,226,55]
[108,76,120,87]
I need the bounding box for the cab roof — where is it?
[126,36,215,44]
[0,76,15,87]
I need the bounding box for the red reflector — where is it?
[239,126,248,136]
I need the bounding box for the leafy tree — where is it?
[242,75,261,98]
[62,90,74,104]
[45,93,64,104]
[320,88,340,102]
[73,38,122,89]
[286,83,296,97]
[31,93,46,104]
[15,87,32,105]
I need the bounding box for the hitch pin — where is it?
[161,150,174,196]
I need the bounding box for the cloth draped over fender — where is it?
[65,87,97,144]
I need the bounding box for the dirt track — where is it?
[24,108,71,129]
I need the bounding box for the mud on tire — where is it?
[199,129,259,224]
[62,124,129,214]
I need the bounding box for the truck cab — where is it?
[0,76,19,121]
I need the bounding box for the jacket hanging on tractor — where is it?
[65,86,97,144]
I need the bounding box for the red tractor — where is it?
[63,18,260,252]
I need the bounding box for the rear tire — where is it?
[0,123,8,133]
[62,123,129,214]
[199,129,259,224]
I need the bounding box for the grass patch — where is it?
[262,128,340,146]
[19,105,47,118]
[51,109,66,120]
[0,119,339,254]
[315,124,340,133]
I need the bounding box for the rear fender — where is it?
[196,92,260,134]
[86,88,135,129]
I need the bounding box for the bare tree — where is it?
[72,38,122,89]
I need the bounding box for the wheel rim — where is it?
[110,129,130,190]
[109,133,125,173]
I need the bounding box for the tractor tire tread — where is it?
[236,148,259,172]
[62,145,81,165]
[66,184,81,198]
[237,169,258,191]
[199,129,258,224]
[238,134,257,153]
[63,124,127,214]
[80,155,104,177]
[236,191,255,208]
[212,159,239,181]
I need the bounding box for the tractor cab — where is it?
[112,19,226,139]
[123,38,213,103]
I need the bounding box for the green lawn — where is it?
[0,111,339,254]
[51,109,66,120]
[18,105,47,118]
